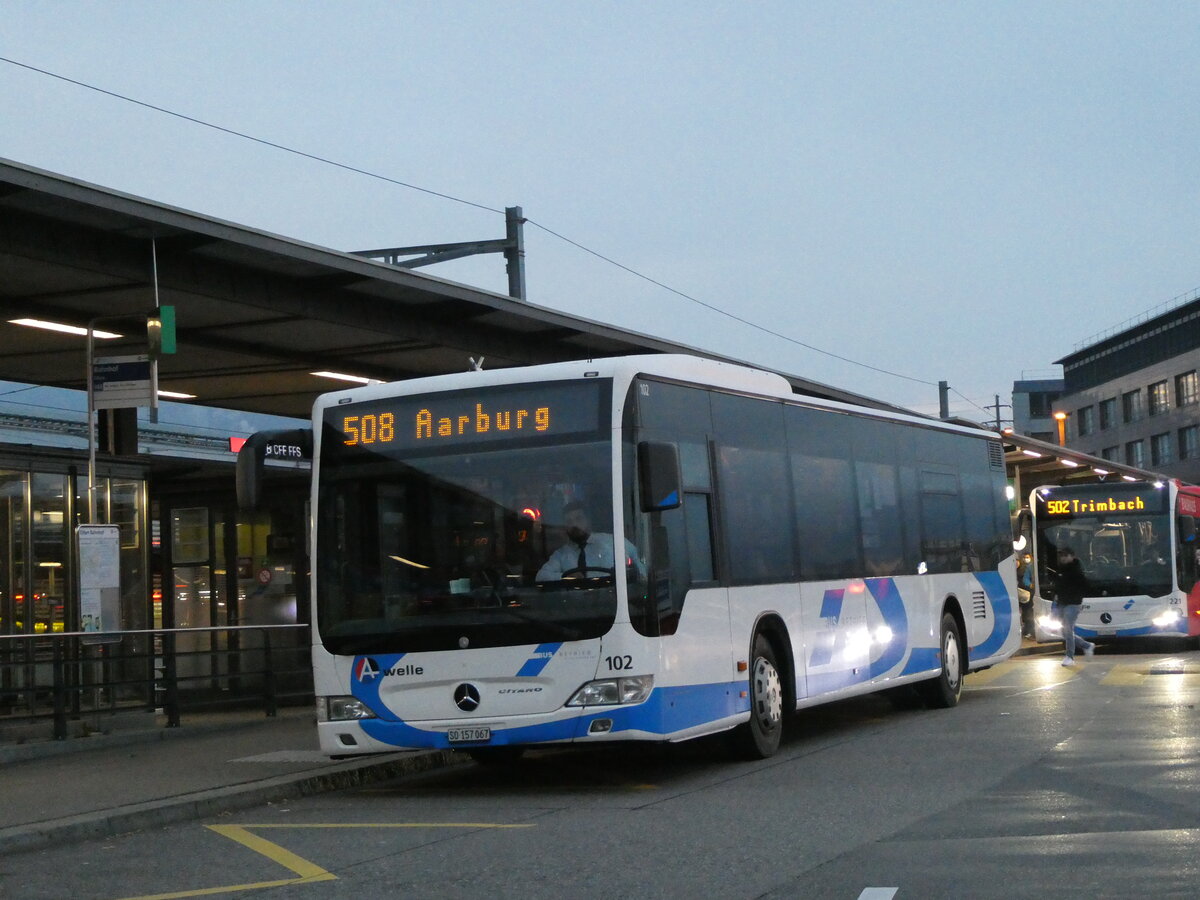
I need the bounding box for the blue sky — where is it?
[3,2,1199,420]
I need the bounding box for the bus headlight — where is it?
[318,696,377,722]
[1153,609,1183,629]
[566,675,654,707]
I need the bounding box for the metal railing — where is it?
[1072,285,1200,352]
[0,624,312,741]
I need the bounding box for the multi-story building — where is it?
[1053,292,1200,484]
[1011,377,1064,443]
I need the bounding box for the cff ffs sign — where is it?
[265,442,308,460]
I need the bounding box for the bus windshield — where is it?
[1034,484,1173,599]
[315,379,623,655]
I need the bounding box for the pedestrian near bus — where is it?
[1053,546,1096,666]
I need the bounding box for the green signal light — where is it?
[148,305,177,355]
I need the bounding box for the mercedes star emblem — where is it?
[454,683,481,712]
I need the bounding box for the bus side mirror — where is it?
[237,429,313,511]
[1178,515,1197,543]
[638,441,681,512]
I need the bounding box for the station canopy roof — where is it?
[0,158,916,421]
[999,428,1175,497]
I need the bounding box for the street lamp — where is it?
[1053,411,1068,446]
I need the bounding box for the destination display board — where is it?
[1036,483,1167,517]
[324,379,609,454]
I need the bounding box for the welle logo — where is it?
[354,657,424,682]
[355,657,380,682]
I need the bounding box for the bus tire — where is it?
[918,612,963,709]
[732,633,784,759]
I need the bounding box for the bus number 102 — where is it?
[343,413,395,446]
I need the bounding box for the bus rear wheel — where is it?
[918,612,963,709]
[732,634,784,759]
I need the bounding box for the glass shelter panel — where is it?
[31,473,67,634]
[0,471,26,636]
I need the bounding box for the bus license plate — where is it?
[447,726,491,744]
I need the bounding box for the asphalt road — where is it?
[3,646,1198,900]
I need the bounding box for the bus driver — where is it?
[536,501,646,582]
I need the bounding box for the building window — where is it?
[1177,371,1199,407]
[1076,406,1095,437]
[1099,397,1117,430]
[1148,380,1169,416]
[1151,432,1172,466]
[1101,446,1119,461]
[1180,425,1200,461]
[1126,439,1146,468]
[1122,389,1143,424]
[1028,391,1061,418]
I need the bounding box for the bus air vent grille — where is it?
[972,591,987,619]
[987,441,1004,470]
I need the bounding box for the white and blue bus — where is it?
[1026,480,1200,644]
[261,355,1017,760]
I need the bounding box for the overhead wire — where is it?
[2,55,944,394]
[0,56,502,216]
[948,387,998,420]
[524,219,936,386]
[0,383,41,398]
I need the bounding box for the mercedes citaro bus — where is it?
[1024,480,1200,644]
[239,355,1018,761]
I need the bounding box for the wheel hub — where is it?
[752,657,783,730]
[944,631,961,690]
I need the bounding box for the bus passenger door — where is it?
[641,493,732,690]
[633,440,733,706]
[1176,494,1200,635]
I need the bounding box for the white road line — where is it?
[857,889,898,900]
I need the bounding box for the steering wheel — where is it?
[559,566,615,580]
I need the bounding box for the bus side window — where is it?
[711,394,794,584]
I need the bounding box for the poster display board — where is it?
[77,524,121,644]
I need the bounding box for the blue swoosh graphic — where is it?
[867,578,908,677]
[971,571,1013,659]
[516,642,562,677]
[358,681,746,749]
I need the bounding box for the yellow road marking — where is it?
[118,822,533,900]
[967,658,1200,689]
[1101,665,1146,686]
[966,661,1018,685]
[207,824,334,879]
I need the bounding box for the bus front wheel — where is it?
[732,634,784,759]
[918,612,963,709]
